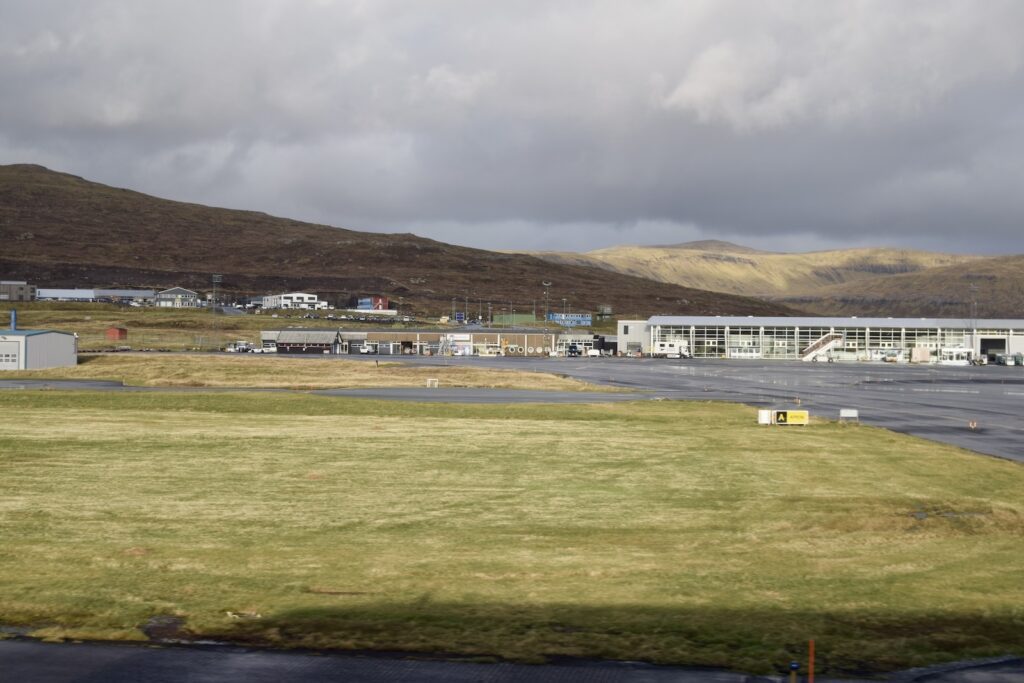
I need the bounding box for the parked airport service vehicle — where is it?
[652,340,691,358]
[939,347,974,366]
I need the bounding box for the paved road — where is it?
[314,387,640,402]
[2,640,1021,683]
[0,380,637,404]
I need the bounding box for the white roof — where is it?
[648,316,1024,328]
[277,330,339,344]
[36,288,96,298]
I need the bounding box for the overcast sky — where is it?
[3,1,1023,254]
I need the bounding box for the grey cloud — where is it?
[2,1,1024,255]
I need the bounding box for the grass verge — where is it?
[2,354,604,391]
[0,391,1022,675]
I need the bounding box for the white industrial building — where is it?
[0,281,36,302]
[622,316,1024,363]
[37,288,156,304]
[0,315,77,370]
[261,292,328,310]
[617,320,649,356]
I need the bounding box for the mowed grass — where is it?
[1,391,1022,675]
[4,354,601,391]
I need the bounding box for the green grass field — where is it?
[1,390,1022,676]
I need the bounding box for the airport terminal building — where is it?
[622,316,1024,364]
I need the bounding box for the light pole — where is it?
[487,302,492,326]
[562,297,567,315]
[969,282,979,357]
[451,297,456,321]
[212,274,222,312]
[211,274,222,350]
[542,281,551,321]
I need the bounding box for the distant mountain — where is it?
[528,242,986,308]
[0,164,799,318]
[779,255,1024,318]
[650,240,770,254]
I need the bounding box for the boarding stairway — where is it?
[800,333,843,362]
[437,336,453,356]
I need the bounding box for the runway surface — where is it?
[314,387,640,402]
[1,640,1020,683]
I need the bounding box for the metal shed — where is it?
[106,327,129,341]
[0,329,78,370]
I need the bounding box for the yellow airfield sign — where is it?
[773,410,809,426]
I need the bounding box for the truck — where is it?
[652,340,691,358]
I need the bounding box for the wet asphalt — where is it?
[1,640,1021,683]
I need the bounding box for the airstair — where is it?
[438,335,453,356]
[801,333,843,362]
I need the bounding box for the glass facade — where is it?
[649,321,1024,362]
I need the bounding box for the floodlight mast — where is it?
[969,282,978,357]
[211,274,223,351]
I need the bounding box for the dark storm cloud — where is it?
[2,1,1023,253]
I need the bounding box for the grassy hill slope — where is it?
[779,254,1024,318]
[529,241,982,299]
[0,165,797,318]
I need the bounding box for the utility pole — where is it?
[211,274,222,351]
[969,282,979,356]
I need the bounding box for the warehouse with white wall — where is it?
[644,316,1024,363]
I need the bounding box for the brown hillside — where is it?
[778,255,1024,318]
[0,164,799,318]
